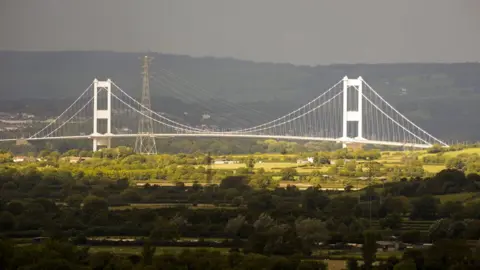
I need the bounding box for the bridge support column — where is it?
[342,76,364,148]
[92,79,112,151]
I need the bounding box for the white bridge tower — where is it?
[341,76,364,146]
[91,79,112,151]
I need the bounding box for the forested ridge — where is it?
[1,51,480,140]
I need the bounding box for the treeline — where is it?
[2,139,345,155]
[2,237,480,269]
[0,147,427,184]
[0,239,330,270]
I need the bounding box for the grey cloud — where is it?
[0,0,479,65]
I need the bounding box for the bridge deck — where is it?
[0,133,432,149]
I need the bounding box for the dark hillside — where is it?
[0,51,479,140]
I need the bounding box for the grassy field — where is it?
[377,154,404,164]
[134,148,480,191]
[210,162,300,171]
[382,163,446,173]
[208,148,480,176]
[296,166,329,173]
[419,148,480,159]
[423,165,445,173]
[209,162,330,174]
[378,151,447,173]
[227,153,298,159]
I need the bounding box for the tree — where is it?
[280,167,297,181]
[427,144,444,154]
[120,189,142,203]
[400,230,422,244]
[325,196,359,219]
[82,195,108,217]
[428,219,451,242]
[0,239,14,268]
[314,153,330,165]
[150,217,180,242]
[346,259,359,270]
[424,239,472,269]
[245,156,255,172]
[362,231,378,270]
[410,195,439,220]
[249,172,276,189]
[327,165,338,175]
[345,160,357,173]
[402,248,425,270]
[295,218,329,255]
[141,241,156,266]
[65,194,83,208]
[203,153,213,165]
[115,178,130,190]
[446,157,466,171]
[225,215,246,241]
[220,175,249,190]
[380,213,403,230]
[301,187,330,212]
[379,196,410,217]
[253,213,276,232]
[89,252,132,270]
[297,260,328,270]
[0,211,16,231]
[439,201,464,219]
[6,201,24,216]
[393,259,416,270]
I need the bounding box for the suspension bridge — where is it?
[0,76,448,151]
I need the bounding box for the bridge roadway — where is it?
[0,133,433,149]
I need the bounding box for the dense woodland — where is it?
[1,51,480,140]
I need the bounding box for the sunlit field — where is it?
[210,162,299,171]
[420,148,480,159]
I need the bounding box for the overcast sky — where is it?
[1,0,479,65]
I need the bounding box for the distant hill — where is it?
[0,51,479,141]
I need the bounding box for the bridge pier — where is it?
[92,136,112,151]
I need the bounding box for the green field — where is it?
[224,153,298,159]
[137,148,480,191]
[377,154,404,164]
[420,148,480,159]
[423,165,445,173]
[210,162,300,171]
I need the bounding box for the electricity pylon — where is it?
[134,56,157,154]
